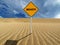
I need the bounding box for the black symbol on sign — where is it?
[26,8,36,11]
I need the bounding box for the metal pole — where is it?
[30,17,32,33]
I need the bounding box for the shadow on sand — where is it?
[4,33,32,45]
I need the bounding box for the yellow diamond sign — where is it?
[24,1,38,17]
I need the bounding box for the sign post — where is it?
[24,1,38,34]
[30,17,32,33]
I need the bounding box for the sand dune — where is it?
[0,18,60,45]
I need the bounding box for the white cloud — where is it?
[54,13,60,18]
[20,0,27,8]
[54,0,60,4]
[56,0,60,3]
[0,16,3,18]
[44,0,60,7]
[13,10,19,14]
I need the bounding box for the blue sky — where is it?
[0,0,60,18]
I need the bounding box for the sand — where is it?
[0,18,60,45]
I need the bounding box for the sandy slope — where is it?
[0,18,60,45]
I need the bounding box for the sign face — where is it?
[24,2,38,17]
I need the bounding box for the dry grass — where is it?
[0,18,60,45]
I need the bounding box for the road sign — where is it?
[24,1,38,17]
